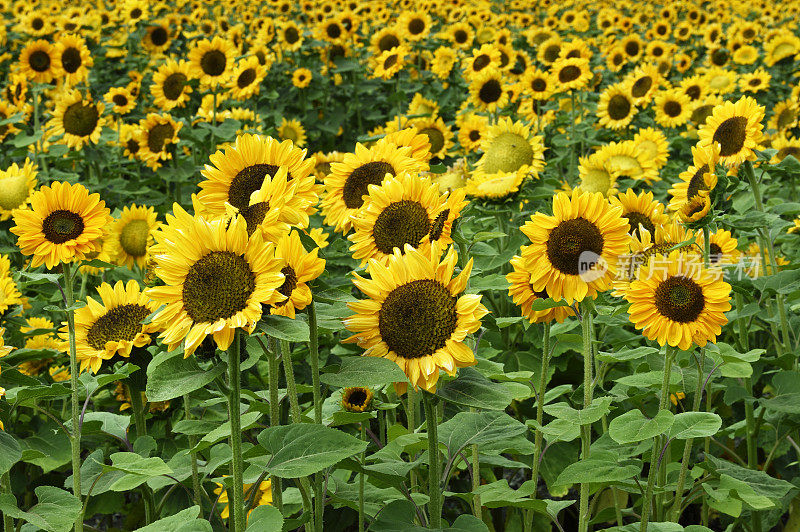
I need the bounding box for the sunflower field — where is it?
[3,0,800,531]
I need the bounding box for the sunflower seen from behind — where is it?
[626,251,731,351]
[147,206,285,356]
[344,244,488,393]
[12,181,111,269]
[107,204,159,270]
[521,190,631,304]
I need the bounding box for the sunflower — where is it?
[107,205,159,270]
[653,89,692,129]
[399,12,431,41]
[519,68,554,101]
[771,136,800,163]
[147,207,285,356]
[473,117,546,185]
[277,118,307,148]
[739,69,771,94]
[291,67,312,89]
[372,46,407,80]
[431,46,457,79]
[768,101,799,134]
[409,117,453,159]
[407,93,439,118]
[633,128,669,169]
[668,143,720,211]
[0,328,13,359]
[19,317,59,375]
[463,44,501,78]
[11,181,111,269]
[138,114,182,168]
[620,34,644,61]
[382,127,433,166]
[18,40,60,83]
[697,96,764,168]
[269,230,325,319]
[520,190,631,304]
[197,134,318,229]
[596,141,659,184]
[152,59,193,111]
[678,194,712,223]
[344,244,487,393]
[322,141,418,233]
[227,56,266,100]
[104,87,136,115]
[214,479,272,521]
[18,11,51,37]
[551,57,592,93]
[54,34,92,85]
[626,251,731,351]
[626,64,661,105]
[278,20,304,51]
[188,37,235,87]
[765,31,800,66]
[47,90,105,151]
[57,280,158,374]
[597,84,637,130]
[348,173,467,267]
[0,272,22,315]
[610,189,669,239]
[465,171,525,199]
[469,68,508,113]
[341,386,374,412]
[142,20,171,53]
[732,45,759,65]
[445,22,473,48]
[507,252,573,324]
[457,114,489,153]
[537,36,562,65]
[0,159,37,221]
[574,154,618,197]
[703,67,737,95]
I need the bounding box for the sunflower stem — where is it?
[307,302,325,532]
[526,321,550,530]
[126,383,147,438]
[210,89,218,152]
[62,262,83,532]
[641,346,675,532]
[264,337,283,512]
[578,302,593,532]
[407,386,418,492]
[2,472,13,531]
[227,330,246,532]
[422,391,442,529]
[183,394,202,508]
[359,422,366,532]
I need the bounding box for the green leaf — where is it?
[320,356,408,388]
[543,397,614,426]
[609,410,674,444]
[554,460,640,487]
[134,506,212,532]
[471,479,542,510]
[438,411,526,457]
[244,505,284,531]
[104,452,174,491]
[471,231,506,243]
[0,432,21,476]
[80,412,131,441]
[0,486,81,532]
[597,346,658,362]
[706,455,794,503]
[436,367,513,410]
[194,411,262,452]
[258,424,367,478]
[669,412,722,439]
[760,393,800,414]
[259,315,310,342]
[146,350,226,402]
[6,384,70,404]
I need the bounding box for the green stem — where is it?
[578,304,593,532]
[641,347,675,532]
[126,384,147,438]
[227,331,245,532]
[62,262,83,532]
[423,392,441,529]
[307,303,324,532]
[407,387,417,492]
[266,338,283,512]
[526,321,551,529]
[183,394,202,508]
[471,442,481,519]
[359,423,366,532]
[2,472,13,531]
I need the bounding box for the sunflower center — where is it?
[580,168,612,195]
[326,23,341,39]
[147,123,175,153]
[275,265,297,306]
[342,161,396,209]
[691,104,715,126]
[531,78,547,92]
[373,200,431,254]
[150,27,169,46]
[378,279,457,359]
[237,68,256,88]
[32,17,44,30]
[130,7,142,18]
[42,209,85,244]
[228,164,281,211]
[285,27,300,44]
[712,116,747,157]
[686,164,710,199]
[418,128,444,154]
[409,18,425,35]
[709,243,723,263]
[86,304,151,351]
[777,108,796,129]
[608,94,632,120]
[546,217,605,275]
[61,47,82,73]
[777,147,800,160]
[481,132,534,174]
[112,94,128,107]
[63,102,99,137]
[454,30,468,43]
[119,219,150,257]
[631,76,652,98]
[468,130,481,142]
[378,34,399,51]
[624,211,656,237]
[346,389,368,406]
[558,65,581,83]
[473,54,490,71]
[200,50,227,76]
[383,54,398,69]
[126,138,140,153]
[162,73,187,100]
[664,100,682,117]
[182,251,256,323]
[29,50,51,72]
[654,275,705,323]
[241,201,271,235]
[478,79,502,104]
[0,172,30,210]
[625,41,640,56]
[686,85,701,100]
[429,208,449,241]
[543,44,560,62]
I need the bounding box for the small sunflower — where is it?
[520,190,631,304]
[668,143,720,211]
[462,43,501,78]
[341,386,374,412]
[597,83,637,130]
[382,127,433,167]
[344,244,488,394]
[18,40,60,83]
[277,118,307,148]
[0,159,37,221]
[0,272,22,315]
[142,21,171,53]
[228,57,266,100]
[291,67,312,89]
[279,20,305,52]
[147,206,286,356]
[632,128,669,169]
[270,230,325,319]
[409,117,453,159]
[108,205,159,270]
[507,251,574,324]
[469,68,508,113]
[54,34,92,86]
[596,141,659,184]
[768,101,799,134]
[739,69,771,94]
[61,280,159,374]
[653,89,692,129]
[188,37,235,88]
[626,64,661,105]
[519,68,554,101]
[473,117,546,185]
[626,251,731,351]
[48,90,106,150]
[697,96,764,168]
[574,154,619,197]
[104,87,136,115]
[372,46,407,80]
[610,189,669,239]
[551,57,592,93]
[11,181,111,269]
[152,59,193,111]
[138,113,182,167]
[457,114,489,153]
[399,12,431,41]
